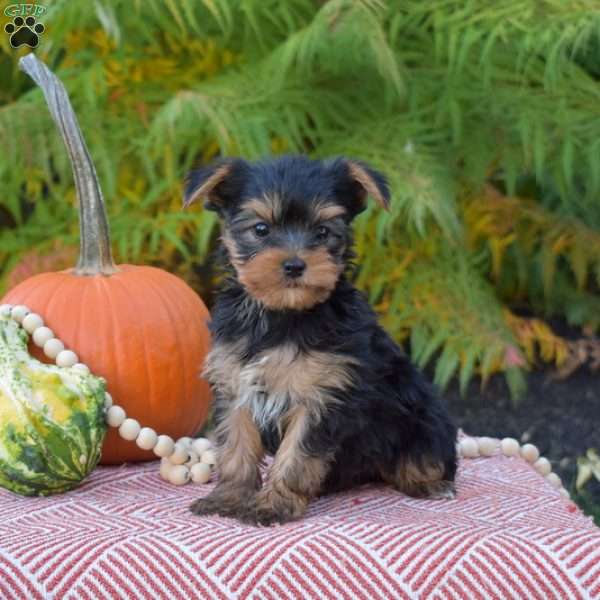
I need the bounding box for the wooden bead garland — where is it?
[32,326,54,347]
[136,427,158,451]
[1,304,215,487]
[477,437,497,457]
[458,437,479,458]
[119,418,141,441]
[500,437,521,456]
[190,462,212,484]
[457,434,570,499]
[43,338,64,359]
[3,303,573,497]
[169,442,190,465]
[520,443,540,463]
[153,435,175,458]
[106,405,126,428]
[192,438,212,456]
[56,349,78,368]
[534,457,552,476]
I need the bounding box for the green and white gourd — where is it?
[0,303,214,490]
[1,303,569,498]
[0,307,106,496]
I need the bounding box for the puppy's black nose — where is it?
[282,257,306,278]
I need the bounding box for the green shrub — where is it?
[2,0,600,395]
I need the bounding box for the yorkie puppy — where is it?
[184,155,457,526]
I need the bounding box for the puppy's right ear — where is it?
[183,158,247,213]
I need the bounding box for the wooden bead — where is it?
[72,363,90,375]
[0,304,12,317]
[22,313,44,333]
[477,437,497,457]
[168,465,190,486]
[190,462,212,484]
[201,449,217,466]
[459,438,479,458]
[159,458,172,480]
[533,457,552,476]
[32,326,54,347]
[520,443,540,463]
[43,338,65,359]
[191,438,212,456]
[10,305,30,323]
[153,435,175,458]
[169,443,189,465]
[119,418,141,441]
[136,427,158,450]
[56,350,78,368]
[500,438,520,456]
[106,405,127,427]
[184,451,199,467]
[546,472,562,488]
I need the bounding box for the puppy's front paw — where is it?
[253,504,295,527]
[189,493,225,517]
[189,486,256,519]
[241,489,307,526]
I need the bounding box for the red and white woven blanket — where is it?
[1,451,599,599]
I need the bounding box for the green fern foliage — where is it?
[2,0,600,397]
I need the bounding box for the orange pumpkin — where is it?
[2,55,212,464]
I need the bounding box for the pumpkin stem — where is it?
[19,54,118,276]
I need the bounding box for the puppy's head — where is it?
[184,155,390,311]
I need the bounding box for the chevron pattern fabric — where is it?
[1,451,599,599]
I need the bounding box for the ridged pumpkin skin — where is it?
[2,265,212,464]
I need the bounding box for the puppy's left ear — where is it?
[329,158,391,217]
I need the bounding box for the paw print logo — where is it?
[4,16,45,48]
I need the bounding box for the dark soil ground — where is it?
[443,366,600,519]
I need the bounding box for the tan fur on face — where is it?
[238,247,343,310]
[239,198,276,223]
[184,164,232,207]
[221,232,244,270]
[348,161,389,210]
[314,203,347,222]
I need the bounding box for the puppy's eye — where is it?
[254,222,270,237]
[316,225,329,240]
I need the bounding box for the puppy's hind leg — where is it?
[380,456,456,500]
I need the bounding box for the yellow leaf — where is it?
[551,232,570,254]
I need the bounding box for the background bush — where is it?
[2,0,600,397]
